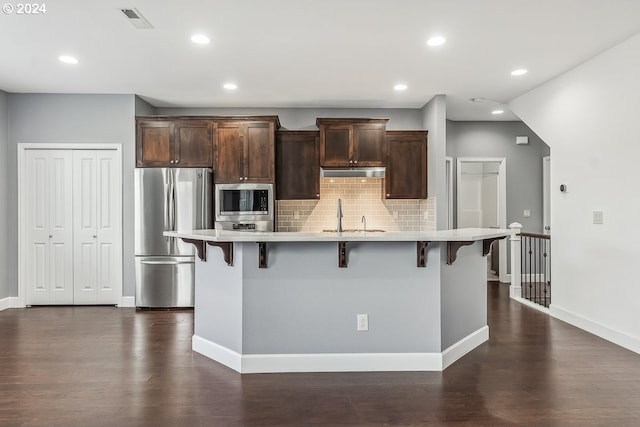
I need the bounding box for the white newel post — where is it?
[509,222,523,299]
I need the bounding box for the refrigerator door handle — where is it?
[169,171,176,231]
[163,173,171,233]
[140,259,193,266]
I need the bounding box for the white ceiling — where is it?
[1,0,640,121]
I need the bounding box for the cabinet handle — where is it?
[354,160,358,164]
[93,235,97,238]
[386,193,390,197]
[316,194,320,198]
[349,160,353,165]
[239,177,244,181]
[49,235,53,238]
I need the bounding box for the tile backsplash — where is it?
[276,177,435,232]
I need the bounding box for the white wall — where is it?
[511,33,640,353]
[7,94,136,298]
[0,90,8,299]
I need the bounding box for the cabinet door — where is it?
[25,150,74,305]
[214,122,243,183]
[320,125,351,167]
[73,150,122,305]
[175,120,213,167]
[354,124,386,166]
[276,131,320,200]
[385,132,427,199]
[137,120,174,167]
[244,122,275,182]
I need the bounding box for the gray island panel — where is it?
[241,241,442,354]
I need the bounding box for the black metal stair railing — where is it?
[520,232,551,308]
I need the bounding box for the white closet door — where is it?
[25,150,74,305]
[73,150,121,304]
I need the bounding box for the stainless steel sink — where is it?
[322,229,386,233]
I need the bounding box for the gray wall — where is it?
[0,91,8,299]
[7,94,136,297]
[440,241,487,349]
[422,95,448,230]
[156,107,424,130]
[135,96,157,115]
[447,120,550,233]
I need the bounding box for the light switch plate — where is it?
[593,211,604,225]
[523,209,531,218]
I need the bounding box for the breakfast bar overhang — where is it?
[165,229,514,373]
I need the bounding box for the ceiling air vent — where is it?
[121,8,153,29]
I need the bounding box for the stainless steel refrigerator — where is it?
[134,168,213,308]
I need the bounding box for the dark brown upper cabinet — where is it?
[385,131,428,199]
[136,118,212,167]
[317,118,388,167]
[174,120,213,167]
[214,118,279,183]
[136,120,173,167]
[276,130,320,200]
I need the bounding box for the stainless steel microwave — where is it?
[214,183,274,231]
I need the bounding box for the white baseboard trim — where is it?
[0,297,19,311]
[118,296,136,308]
[442,326,489,370]
[241,352,443,374]
[513,296,550,314]
[551,305,640,355]
[193,327,489,373]
[192,335,242,372]
[509,285,521,299]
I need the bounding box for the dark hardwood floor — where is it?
[2,282,640,426]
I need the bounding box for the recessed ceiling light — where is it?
[491,109,504,115]
[393,83,408,91]
[223,83,238,90]
[58,55,78,64]
[191,34,210,45]
[426,36,446,47]
[511,68,528,76]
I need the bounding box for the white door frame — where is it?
[456,157,508,282]
[17,143,123,307]
[543,156,551,235]
[445,157,454,229]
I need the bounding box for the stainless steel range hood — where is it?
[320,167,386,178]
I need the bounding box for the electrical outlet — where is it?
[523,209,531,218]
[357,314,368,331]
[294,211,300,220]
[392,211,398,220]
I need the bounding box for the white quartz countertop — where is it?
[164,228,514,243]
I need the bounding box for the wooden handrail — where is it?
[520,232,550,240]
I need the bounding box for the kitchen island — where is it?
[164,228,514,373]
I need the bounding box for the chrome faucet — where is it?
[361,215,367,232]
[337,198,343,233]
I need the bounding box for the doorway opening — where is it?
[456,157,507,281]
